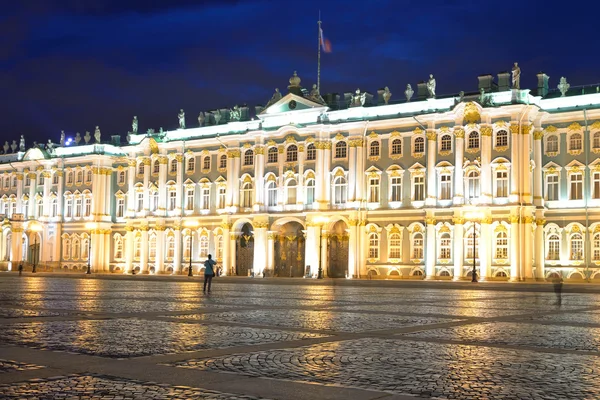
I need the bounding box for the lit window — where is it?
[368,233,379,259]
[440,174,452,200]
[240,182,253,208]
[468,131,480,150]
[305,178,315,206]
[218,187,226,209]
[570,233,583,260]
[546,174,559,201]
[186,188,195,211]
[496,171,508,198]
[390,177,402,202]
[389,233,401,259]
[495,231,508,259]
[306,144,316,160]
[332,176,347,205]
[466,171,480,202]
[168,190,176,210]
[391,138,402,155]
[286,179,297,205]
[496,130,508,147]
[548,234,560,260]
[440,135,452,152]
[335,142,347,159]
[440,232,451,259]
[266,181,277,207]
[369,142,380,157]
[368,176,380,203]
[570,172,583,200]
[286,145,298,162]
[201,188,210,210]
[412,233,423,259]
[243,150,254,166]
[413,175,424,201]
[267,147,278,163]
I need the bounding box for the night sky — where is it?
[2,0,600,145]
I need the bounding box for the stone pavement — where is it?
[0,275,599,399]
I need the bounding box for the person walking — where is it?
[18,263,23,276]
[203,254,216,294]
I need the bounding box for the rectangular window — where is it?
[594,172,600,199]
[169,191,177,210]
[305,180,315,206]
[136,192,144,212]
[84,197,91,217]
[368,177,380,203]
[547,174,559,201]
[74,198,82,217]
[25,175,31,187]
[496,171,508,198]
[186,188,194,211]
[37,199,43,218]
[65,199,72,218]
[390,177,402,202]
[218,187,226,209]
[440,175,451,200]
[201,188,210,210]
[570,173,583,200]
[116,198,124,218]
[118,171,125,184]
[150,191,158,211]
[413,176,424,201]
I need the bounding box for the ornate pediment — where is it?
[259,93,328,116]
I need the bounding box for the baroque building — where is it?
[0,71,599,281]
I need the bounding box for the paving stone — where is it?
[0,359,45,373]
[0,308,62,318]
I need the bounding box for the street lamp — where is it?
[464,211,483,283]
[29,222,43,273]
[183,220,200,276]
[313,216,329,279]
[85,222,98,275]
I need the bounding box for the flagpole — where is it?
[317,14,322,93]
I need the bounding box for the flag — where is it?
[320,26,332,53]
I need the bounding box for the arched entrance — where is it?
[274,222,305,277]
[235,223,254,276]
[328,220,349,278]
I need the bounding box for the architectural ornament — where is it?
[426,132,437,141]
[266,88,282,108]
[405,84,414,102]
[383,86,392,104]
[132,116,138,134]
[94,126,101,143]
[558,77,570,97]
[308,84,325,103]
[230,105,241,121]
[60,131,65,146]
[84,131,91,144]
[481,126,492,137]
[11,140,16,153]
[178,109,185,129]
[512,62,521,89]
[534,130,544,140]
[454,128,465,138]
[19,135,25,151]
[426,74,436,98]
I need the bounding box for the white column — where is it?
[56,171,63,219]
[534,218,545,280]
[229,232,237,275]
[522,125,532,204]
[321,231,328,277]
[125,228,134,273]
[143,158,151,215]
[510,215,520,281]
[533,130,543,207]
[425,218,436,278]
[42,171,51,218]
[11,226,23,267]
[523,215,534,280]
[104,168,112,218]
[173,227,182,273]
[425,131,437,206]
[509,124,520,203]
[103,230,110,271]
[140,228,149,273]
[158,156,167,216]
[304,225,319,277]
[175,155,183,215]
[454,128,465,204]
[453,218,464,280]
[297,149,305,208]
[347,222,357,278]
[16,171,23,212]
[480,126,492,204]
[221,224,230,276]
[28,172,36,218]
[323,142,331,205]
[252,225,267,276]
[355,140,365,204]
[127,160,136,216]
[254,146,265,211]
[230,152,241,208]
[155,228,165,273]
[267,231,275,275]
[479,217,491,280]
[348,142,357,203]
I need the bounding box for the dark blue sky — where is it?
[2,0,599,144]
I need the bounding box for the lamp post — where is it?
[85,222,98,275]
[464,211,483,283]
[313,216,329,279]
[29,222,43,273]
[183,220,200,277]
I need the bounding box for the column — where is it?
[56,171,63,218]
[127,160,136,216]
[321,231,328,277]
[523,215,534,280]
[453,217,464,280]
[175,155,183,215]
[534,218,545,280]
[28,172,36,218]
[357,221,367,278]
[453,128,465,205]
[221,223,231,276]
[480,126,492,204]
[229,232,237,275]
[140,226,149,273]
[125,226,134,273]
[10,225,23,268]
[267,231,276,276]
[355,139,365,204]
[158,156,168,216]
[42,171,51,218]
[509,124,520,203]
[425,217,436,278]
[479,217,491,280]
[173,227,182,273]
[297,147,305,208]
[315,142,326,209]
[522,125,532,204]
[155,227,165,273]
[533,129,544,207]
[348,141,357,203]
[104,168,112,218]
[16,171,23,212]
[143,158,151,215]
[103,229,110,271]
[252,223,268,276]
[277,146,284,207]
[347,220,358,278]
[304,224,319,277]
[53,223,62,267]
[425,131,437,206]
[323,142,332,205]
[254,146,265,211]
[510,214,520,281]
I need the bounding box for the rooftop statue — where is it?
[178,109,186,129]
[512,62,521,89]
[309,84,325,103]
[214,109,222,125]
[198,112,205,127]
[132,116,138,133]
[426,74,436,98]
[383,86,392,104]
[558,77,570,97]
[46,139,55,154]
[60,131,65,147]
[459,91,465,102]
[84,131,91,144]
[19,135,25,151]
[3,141,8,154]
[11,140,17,153]
[266,88,282,107]
[230,105,241,121]
[405,84,414,102]
[350,88,366,107]
[94,126,101,143]
[75,132,81,145]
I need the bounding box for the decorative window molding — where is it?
[408,163,426,205]
[494,129,509,151]
[365,223,382,263]
[385,223,403,262]
[408,223,425,262]
[544,134,559,156]
[411,136,425,158]
[466,131,480,153]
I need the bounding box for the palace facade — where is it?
[1,71,599,280]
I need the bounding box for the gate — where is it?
[328,233,349,278]
[235,223,254,276]
[275,234,305,277]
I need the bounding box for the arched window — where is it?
[134,234,141,259]
[466,170,480,202]
[369,142,380,157]
[570,233,583,260]
[50,198,58,217]
[149,234,156,260]
[468,131,479,149]
[170,159,178,173]
[412,233,423,259]
[166,235,175,259]
[77,171,83,183]
[63,237,71,259]
[81,237,89,260]
[219,154,227,169]
[368,233,379,259]
[440,232,451,259]
[114,236,124,260]
[389,233,402,259]
[440,135,452,152]
[118,171,126,185]
[286,145,298,162]
[332,175,347,205]
[546,136,558,153]
[137,163,144,175]
[267,147,278,163]
[153,160,160,174]
[306,143,316,160]
[335,141,347,158]
[305,178,315,206]
[72,238,80,260]
[183,234,191,261]
[266,181,277,207]
[391,138,402,155]
[199,235,209,258]
[243,150,254,166]
[593,233,600,261]
[86,170,92,183]
[286,179,297,204]
[548,234,560,260]
[594,132,600,150]
[414,137,424,153]
[570,133,582,151]
[495,231,508,259]
[496,130,508,147]
[466,228,479,259]
[66,172,73,185]
[240,182,253,208]
[187,157,196,172]
[202,156,210,170]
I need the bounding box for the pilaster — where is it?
[480,125,492,204]
[425,216,436,278]
[453,128,465,205]
[452,216,465,280]
[425,131,437,206]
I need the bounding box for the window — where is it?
[495,231,508,259]
[333,176,347,205]
[594,233,600,261]
[137,163,144,175]
[570,133,582,151]
[368,176,380,203]
[72,238,80,260]
[440,174,452,200]
[114,237,124,260]
[306,143,316,160]
[286,179,297,204]
[412,233,423,259]
[199,235,209,258]
[166,235,175,259]
[369,142,380,157]
[134,235,141,259]
[217,235,223,260]
[440,135,452,152]
[546,136,558,153]
[305,178,315,206]
[570,172,583,200]
[266,181,277,207]
[65,198,72,218]
[390,176,402,202]
[267,147,278,163]
[22,200,28,219]
[571,233,583,260]
[389,233,402,259]
[183,235,191,260]
[468,131,480,150]
[150,190,158,211]
[153,160,160,174]
[186,188,195,211]
[391,139,402,155]
[73,197,80,217]
[51,174,58,185]
[201,188,210,210]
[202,156,210,171]
[466,171,480,202]
[335,141,347,159]
[136,192,144,212]
[440,233,451,259]
[84,197,91,217]
[10,201,16,217]
[496,171,508,198]
[38,174,43,186]
[413,175,424,201]
[414,137,424,153]
[368,233,379,259]
[218,187,226,209]
[594,132,600,150]
[149,235,156,260]
[170,159,178,173]
[188,157,196,172]
[546,174,559,201]
[466,229,479,259]
[118,171,125,184]
[63,238,71,259]
[81,238,89,260]
[116,198,125,218]
[219,155,227,169]
[76,171,83,184]
[243,150,254,166]
[168,190,176,210]
[548,234,560,260]
[594,172,600,199]
[241,182,253,208]
[286,145,298,162]
[496,130,508,147]
[25,174,31,187]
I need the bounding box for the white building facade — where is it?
[1,72,599,281]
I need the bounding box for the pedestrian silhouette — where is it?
[553,276,564,306]
[18,263,23,276]
[203,254,216,294]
